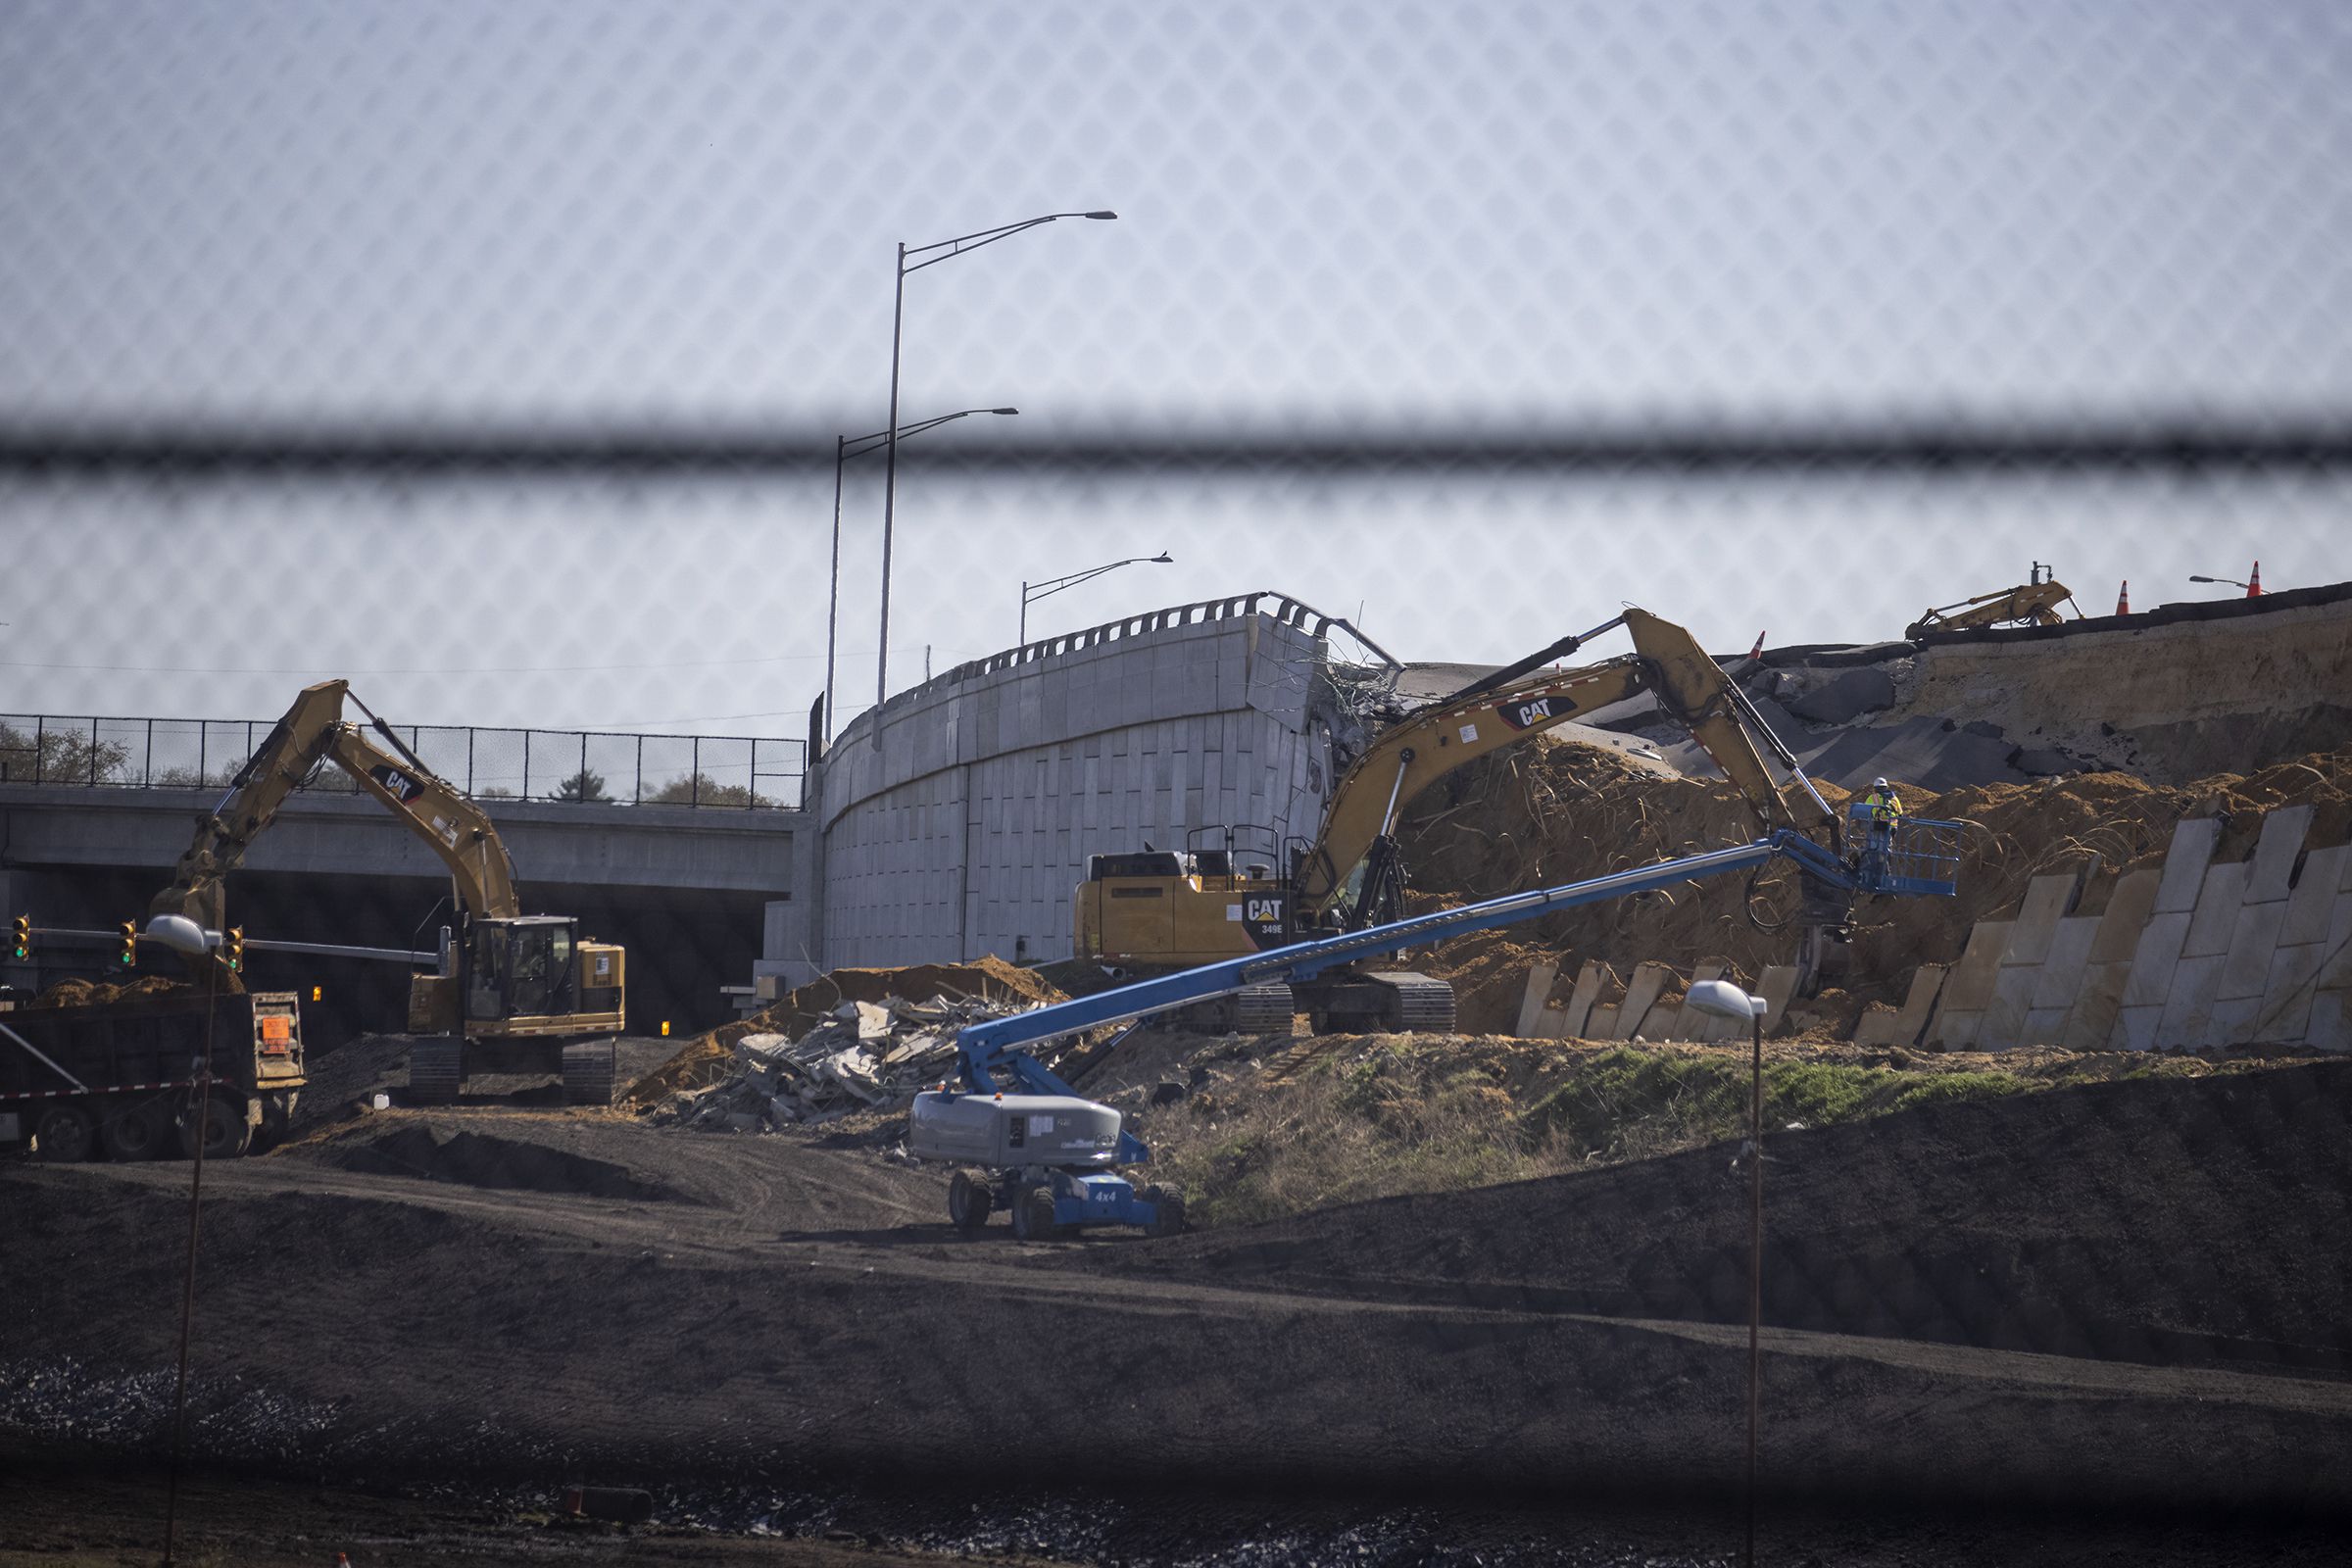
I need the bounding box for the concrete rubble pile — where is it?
[648,995,1016,1133]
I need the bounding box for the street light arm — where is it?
[842,407,1018,462]
[901,211,1118,273]
[1023,553,1171,604]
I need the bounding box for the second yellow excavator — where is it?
[1074,608,1850,1034]
[1904,563,2082,639]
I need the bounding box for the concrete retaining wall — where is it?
[783,598,1349,980]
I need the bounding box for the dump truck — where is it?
[0,987,306,1161]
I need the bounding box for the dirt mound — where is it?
[629,956,1064,1105]
[1098,1058,2352,1369]
[1399,737,2352,1031]
[26,975,194,1009]
[306,1122,689,1202]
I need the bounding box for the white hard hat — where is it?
[1873,777,1888,789]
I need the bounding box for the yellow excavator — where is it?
[148,679,627,1103]
[1074,608,1849,1033]
[1904,563,2081,639]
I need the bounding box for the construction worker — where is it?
[1864,777,1904,825]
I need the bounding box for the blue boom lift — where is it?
[906,805,1963,1239]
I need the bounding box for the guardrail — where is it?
[0,714,804,809]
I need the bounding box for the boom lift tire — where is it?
[406,1039,463,1105]
[948,1168,994,1231]
[33,1103,97,1164]
[176,1091,252,1160]
[97,1096,170,1161]
[561,1040,620,1106]
[1012,1184,1062,1242]
[1144,1183,1188,1238]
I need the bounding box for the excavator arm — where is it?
[149,679,519,932]
[1293,608,1837,916]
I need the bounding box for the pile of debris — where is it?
[645,993,1023,1133]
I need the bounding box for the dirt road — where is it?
[6,1063,2351,1563]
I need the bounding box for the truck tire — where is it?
[1144,1183,1188,1238]
[562,1040,619,1106]
[407,1039,463,1105]
[250,1091,298,1153]
[33,1103,97,1164]
[1011,1184,1061,1242]
[176,1092,253,1161]
[948,1168,994,1231]
[97,1096,170,1162]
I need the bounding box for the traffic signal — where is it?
[117,921,137,966]
[223,927,244,973]
[8,915,28,962]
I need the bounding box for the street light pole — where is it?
[1685,978,1771,1568]
[874,209,1116,715]
[1019,552,1175,645]
[825,408,1016,747]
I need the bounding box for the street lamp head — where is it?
[1082,210,1118,220]
[1687,979,1766,1021]
[144,913,209,957]
[991,408,1020,416]
[1149,552,1174,564]
[2189,575,2218,583]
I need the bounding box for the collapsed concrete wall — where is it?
[771,594,1350,982]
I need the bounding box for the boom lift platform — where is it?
[912,805,1962,1238]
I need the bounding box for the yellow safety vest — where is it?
[1866,790,1903,823]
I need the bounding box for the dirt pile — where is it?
[1398,737,2352,1032]
[628,956,1064,1105]
[309,1122,690,1202]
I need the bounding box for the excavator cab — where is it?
[466,916,579,1024]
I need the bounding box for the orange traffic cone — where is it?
[1746,630,1766,661]
[2115,581,2130,615]
[2247,561,2262,597]
[336,1555,352,1567]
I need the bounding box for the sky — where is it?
[2,0,2347,746]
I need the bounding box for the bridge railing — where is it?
[0,713,804,809]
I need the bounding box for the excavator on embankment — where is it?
[148,679,628,1103]
[1072,607,1858,1035]
[1904,563,2082,639]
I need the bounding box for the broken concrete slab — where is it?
[2152,817,2225,913]
[2003,874,2082,968]
[1585,1003,1620,1040]
[1934,1008,1984,1051]
[1559,960,1608,1040]
[2182,861,2250,957]
[1756,966,1801,1031]
[1515,962,1559,1039]
[1662,962,1726,1042]
[2087,868,2163,964]
[1939,920,2015,1014]
[1613,962,1678,1040]
[2060,959,2135,1054]
[1889,963,1949,1047]
[2243,805,2316,903]
[2280,846,2348,947]
[1852,1005,1903,1047]
[2122,910,2194,1007]
[2217,900,2289,1001]
[1786,666,1897,725]
[2112,1004,2165,1053]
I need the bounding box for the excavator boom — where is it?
[149,679,519,931]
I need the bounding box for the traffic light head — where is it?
[8,915,28,962]
[224,926,245,973]
[117,921,137,966]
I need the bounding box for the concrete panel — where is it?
[2112,1004,2165,1053]
[2156,954,2228,1050]
[2280,846,2349,947]
[2060,960,2134,1054]
[2216,900,2288,1001]
[1935,1009,1984,1051]
[2243,805,2316,903]
[2306,990,2350,1053]
[1515,961,1558,1039]
[1852,1006,1903,1047]
[1559,961,1607,1041]
[1660,962,1725,1042]
[2002,874,2081,967]
[1614,962,1677,1040]
[1756,965,1801,1031]
[2181,861,2250,957]
[2029,918,2101,1010]
[1584,1003,1619,1041]
[2021,1006,2074,1047]
[1889,963,1948,1046]
[2152,817,2224,913]
[2255,943,2326,1045]
[2121,910,2193,1007]
[1937,921,2015,1015]
[2086,868,2163,964]
[1977,963,2040,1052]
[2208,995,2264,1050]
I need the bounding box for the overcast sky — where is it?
[3,0,2346,743]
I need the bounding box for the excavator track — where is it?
[406,1038,463,1105]
[562,1040,620,1106]
[1368,972,1457,1034]
[1173,983,1295,1037]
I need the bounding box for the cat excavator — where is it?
[147,679,626,1103]
[1074,607,1853,1034]
[1904,563,2082,639]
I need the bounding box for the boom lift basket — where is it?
[1848,804,1964,898]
